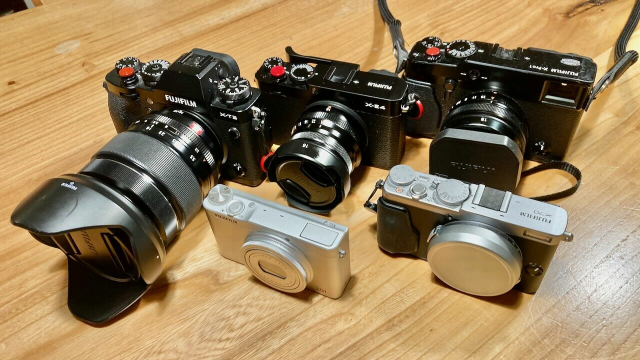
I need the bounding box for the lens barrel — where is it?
[441,92,528,153]
[265,100,368,213]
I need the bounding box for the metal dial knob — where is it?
[446,40,477,59]
[218,76,251,103]
[141,59,170,83]
[388,165,416,186]
[421,36,442,49]
[290,63,314,83]
[263,57,284,70]
[115,57,141,71]
[208,185,233,205]
[435,179,470,206]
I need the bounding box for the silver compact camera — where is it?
[204,184,351,298]
[366,165,574,296]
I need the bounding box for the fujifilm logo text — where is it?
[165,94,197,107]
[520,212,551,224]
[214,213,237,224]
[367,82,392,90]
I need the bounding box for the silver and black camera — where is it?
[204,184,351,298]
[365,165,574,296]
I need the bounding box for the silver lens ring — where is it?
[427,221,523,296]
[242,232,313,293]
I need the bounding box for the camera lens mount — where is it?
[426,221,523,296]
[242,232,313,293]
[265,100,368,213]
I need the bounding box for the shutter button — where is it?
[226,200,245,216]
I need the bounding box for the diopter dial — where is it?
[142,59,171,83]
[290,63,315,83]
[263,57,284,70]
[446,40,477,59]
[218,76,251,103]
[115,57,141,71]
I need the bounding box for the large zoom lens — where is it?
[11,107,224,323]
[265,101,368,213]
[430,91,528,191]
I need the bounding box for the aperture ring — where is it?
[292,131,354,174]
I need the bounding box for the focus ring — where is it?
[93,131,203,228]
[292,131,354,173]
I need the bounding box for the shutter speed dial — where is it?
[218,76,251,103]
[446,40,477,59]
[115,57,141,71]
[290,63,314,83]
[142,59,170,83]
[263,57,284,70]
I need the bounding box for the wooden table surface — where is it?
[1,0,640,358]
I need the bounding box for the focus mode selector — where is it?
[446,40,477,59]
[142,59,170,83]
[115,57,141,71]
[218,76,251,103]
[290,63,314,83]
[435,179,470,206]
[208,186,233,205]
[389,165,416,186]
[263,57,284,70]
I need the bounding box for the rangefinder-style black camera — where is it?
[256,47,409,213]
[11,49,271,324]
[403,37,597,191]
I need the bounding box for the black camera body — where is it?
[404,37,597,190]
[256,47,408,170]
[254,47,409,213]
[104,48,271,187]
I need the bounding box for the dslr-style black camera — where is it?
[404,37,597,191]
[11,49,271,324]
[105,48,271,186]
[256,47,409,213]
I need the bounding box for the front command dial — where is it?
[290,63,314,83]
[218,76,251,103]
[263,57,284,70]
[142,59,170,83]
[446,40,477,59]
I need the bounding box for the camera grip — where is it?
[376,197,419,254]
[108,92,144,133]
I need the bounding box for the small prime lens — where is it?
[265,100,368,213]
[441,91,528,152]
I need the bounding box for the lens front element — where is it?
[242,232,313,293]
[427,221,523,296]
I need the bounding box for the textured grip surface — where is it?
[376,197,420,254]
[360,113,406,170]
[108,92,145,133]
[93,132,203,224]
[405,80,442,138]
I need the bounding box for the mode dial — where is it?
[218,76,251,103]
[290,63,314,83]
[421,36,442,49]
[446,40,477,59]
[263,57,284,70]
[142,59,170,83]
[115,57,141,71]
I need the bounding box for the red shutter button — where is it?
[426,47,441,56]
[270,65,286,78]
[118,67,135,78]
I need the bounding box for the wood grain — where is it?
[1,0,639,358]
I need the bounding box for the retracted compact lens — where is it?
[426,221,523,296]
[10,107,225,324]
[242,232,313,293]
[265,101,368,213]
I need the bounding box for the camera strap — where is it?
[378,0,408,74]
[520,160,582,202]
[586,0,640,110]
